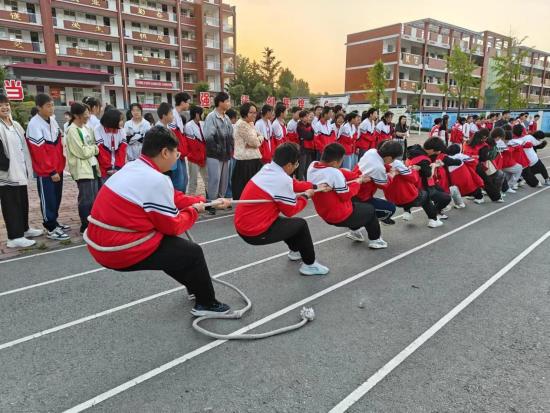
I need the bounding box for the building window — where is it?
[136,92,146,103]
[88,40,99,51]
[383,39,396,54]
[64,10,76,18]
[150,48,160,58]
[90,64,101,70]
[152,71,161,80]
[85,14,96,24]
[134,46,143,56]
[73,88,84,102]
[8,29,22,40]
[134,69,144,79]
[183,73,195,83]
[153,93,162,105]
[434,100,440,107]
[182,30,195,40]
[7,0,18,11]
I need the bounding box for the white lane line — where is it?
[0,214,323,294]
[63,186,550,413]
[329,230,550,413]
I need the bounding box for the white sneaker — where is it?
[545,179,550,187]
[428,219,444,228]
[465,196,475,200]
[536,182,543,188]
[6,237,36,248]
[454,203,466,209]
[473,198,485,204]
[346,229,365,242]
[501,192,507,198]
[402,211,413,221]
[512,184,519,190]
[517,180,525,187]
[437,214,449,220]
[368,238,388,249]
[287,250,302,261]
[24,228,43,238]
[58,223,71,230]
[496,198,505,203]
[442,205,452,213]
[506,188,516,194]
[47,228,70,241]
[299,261,329,276]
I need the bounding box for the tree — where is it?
[251,82,271,104]
[292,78,310,97]
[365,60,388,112]
[309,94,319,106]
[194,82,210,94]
[492,36,531,110]
[0,66,6,87]
[443,45,480,117]
[259,47,281,93]
[226,83,245,105]
[276,68,294,98]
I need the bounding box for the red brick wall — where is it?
[347,23,402,44]
[346,41,397,68]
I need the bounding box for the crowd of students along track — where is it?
[2,89,549,314]
[0,93,550,248]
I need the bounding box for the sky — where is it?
[227,0,550,94]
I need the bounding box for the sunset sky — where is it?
[227,0,550,94]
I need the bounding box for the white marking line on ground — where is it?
[63,186,550,413]
[328,230,550,413]
[0,214,323,295]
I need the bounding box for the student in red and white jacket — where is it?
[355,143,399,225]
[519,130,550,186]
[255,104,274,164]
[86,126,231,317]
[528,114,540,134]
[499,124,524,192]
[446,144,485,203]
[337,112,360,170]
[271,103,287,149]
[94,109,127,183]
[357,108,378,158]
[286,107,301,145]
[510,123,544,188]
[235,143,330,276]
[375,111,393,145]
[307,143,386,248]
[429,118,442,139]
[450,117,466,145]
[313,106,334,158]
[184,106,208,196]
[156,103,187,192]
[26,94,69,240]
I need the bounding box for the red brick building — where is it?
[345,18,550,110]
[0,0,236,108]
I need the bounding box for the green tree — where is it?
[276,68,294,99]
[226,83,245,105]
[226,55,262,99]
[0,66,6,86]
[309,94,319,106]
[492,36,531,110]
[194,82,210,94]
[365,60,388,112]
[292,78,310,97]
[259,47,281,93]
[442,45,480,117]
[251,82,271,103]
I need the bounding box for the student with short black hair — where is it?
[499,124,524,192]
[308,143,387,248]
[312,106,334,159]
[357,108,378,158]
[528,114,540,134]
[286,107,301,145]
[337,112,360,169]
[429,117,442,138]
[272,103,288,148]
[170,92,191,133]
[95,108,127,183]
[256,104,274,164]
[83,96,101,130]
[156,102,186,192]
[296,109,315,179]
[375,111,393,145]
[494,111,510,128]
[204,92,234,213]
[124,102,150,161]
[26,93,70,240]
[521,130,549,186]
[450,116,466,146]
[235,143,330,276]
[85,126,232,316]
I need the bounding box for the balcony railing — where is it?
[56,18,114,35]
[122,3,177,22]
[223,45,234,53]
[0,38,44,52]
[543,96,550,104]
[399,79,419,92]
[204,16,219,26]
[532,77,542,86]
[545,79,550,87]
[56,0,116,9]
[127,54,179,67]
[206,61,220,70]
[124,29,178,46]
[424,82,443,94]
[205,39,220,49]
[223,23,234,33]
[426,57,447,71]
[472,66,482,77]
[401,52,423,66]
[0,9,41,24]
[401,25,424,42]
[428,32,450,47]
[59,46,114,60]
[223,64,234,73]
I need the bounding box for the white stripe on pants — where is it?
[188,161,208,196]
[206,158,229,200]
[503,164,523,188]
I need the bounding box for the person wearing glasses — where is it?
[235,143,331,276]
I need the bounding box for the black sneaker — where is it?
[205,206,216,215]
[58,223,71,230]
[190,301,231,317]
[381,217,396,225]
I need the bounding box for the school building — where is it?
[0,0,236,109]
[345,18,550,111]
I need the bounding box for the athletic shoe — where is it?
[287,250,302,261]
[473,198,485,204]
[346,229,365,242]
[465,196,475,200]
[381,217,396,225]
[442,205,452,212]
[402,211,413,221]
[537,182,543,188]
[545,178,550,186]
[437,214,449,220]
[299,261,330,276]
[496,198,505,203]
[506,188,516,194]
[24,228,43,238]
[368,238,388,249]
[454,203,466,209]
[58,223,71,230]
[47,228,70,241]
[517,180,525,187]
[501,192,507,198]
[190,300,231,317]
[205,206,216,215]
[428,219,444,228]
[511,184,519,190]
[6,237,36,248]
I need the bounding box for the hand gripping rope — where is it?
[82,178,364,340]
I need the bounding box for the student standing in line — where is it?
[124,103,150,162]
